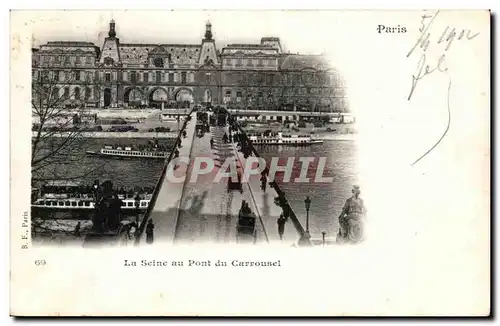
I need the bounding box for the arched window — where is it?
[74,87,80,100]
[85,87,91,100]
[257,92,263,105]
[51,87,59,99]
[154,58,164,68]
[204,89,212,103]
[224,90,232,104]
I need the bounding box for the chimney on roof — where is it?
[204,21,213,40]
[108,19,116,38]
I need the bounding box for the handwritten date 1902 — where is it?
[406,10,480,166]
[407,10,480,101]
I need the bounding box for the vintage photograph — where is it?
[11,9,490,316]
[30,14,360,247]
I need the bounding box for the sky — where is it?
[24,10,347,56]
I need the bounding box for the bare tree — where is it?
[30,68,111,239]
[31,69,106,186]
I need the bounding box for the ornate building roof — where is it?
[38,42,100,56]
[118,44,201,65]
[44,41,96,47]
[221,47,279,56]
[226,44,274,48]
[33,22,335,71]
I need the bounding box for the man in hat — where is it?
[277,214,286,241]
[146,219,155,244]
[337,185,366,243]
[260,173,267,192]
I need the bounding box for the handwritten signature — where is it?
[406,10,480,165]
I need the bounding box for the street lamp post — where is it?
[93,179,100,203]
[304,196,311,235]
[322,231,326,247]
[134,194,141,226]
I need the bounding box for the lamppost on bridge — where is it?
[304,196,311,236]
[322,231,327,247]
[93,179,100,203]
[134,194,141,226]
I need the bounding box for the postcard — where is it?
[10,9,490,316]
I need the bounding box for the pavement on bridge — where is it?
[173,126,268,246]
[140,114,299,246]
[139,112,197,246]
[229,136,301,246]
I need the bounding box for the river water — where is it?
[256,140,358,237]
[35,138,357,237]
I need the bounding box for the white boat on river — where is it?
[86,144,169,159]
[248,132,323,146]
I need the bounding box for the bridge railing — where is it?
[134,110,194,245]
[224,109,312,246]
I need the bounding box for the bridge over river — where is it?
[135,109,312,246]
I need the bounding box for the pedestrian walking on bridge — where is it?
[146,219,155,244]
[73,222,81,237]
[277,214,286,241]
[260,173,267,192]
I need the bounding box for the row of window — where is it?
[223,87,336,98]
[49,86,93,100]
[37,54,196,68]
[282,73,338,85]
[36,200,149,208]
[34,69,337,87]
[238,116,300,121]
[39,55,94,65]
[223,58,277,67]
[97,71,192,84]
[42,86,338,102]
[252,139,309,144]
[36,70,92,82]
[102,149,165,157]
[283,88,339,96]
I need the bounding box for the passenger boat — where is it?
[248,132,323,146]
[86,144,169,159]
[31,181,153,220]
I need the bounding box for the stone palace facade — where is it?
[32,20,348,112]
